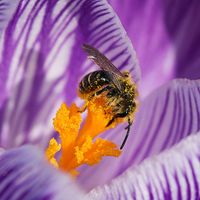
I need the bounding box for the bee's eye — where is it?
[123,94,128,98]
[125,108,129,114]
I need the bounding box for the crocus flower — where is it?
[0,0,200,200]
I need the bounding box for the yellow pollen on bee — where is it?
[45,98,121,175]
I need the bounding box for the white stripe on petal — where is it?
[88,133,200,200]
[0,0,140,148]
[78,79,200,190]
[0,145,85,200]
[0,0,19,33]
[0,0,19,107]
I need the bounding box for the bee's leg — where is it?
[78,86,112,113]
[106,113,132,149]
[106,112,127,127]
[95,85,113,96]
[106,117,115,127]
[78,94,96,112]
[78,102,89,113]
[120,118,132,149]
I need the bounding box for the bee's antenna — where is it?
[120,118,132,149]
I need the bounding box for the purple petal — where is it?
[0,145,85,200]
[0,0,19,33]
[109,0,200,97]
[78,79,200,190]
[0,0,20,106]
[0,0,140,148]
[88,133,200,199]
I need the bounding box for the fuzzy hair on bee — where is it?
[78,44,138,149]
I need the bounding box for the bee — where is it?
[78,44,138,149]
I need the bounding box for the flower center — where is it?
[45,97,122,175]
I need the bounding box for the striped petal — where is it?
[0,0,140,148]
[0,0,19,33]
[109,0,200,97]
[88,133,200,200]
[0,0,20,106]
[0,145,85,200]
[78,79,200,190]
[0,146,84,200]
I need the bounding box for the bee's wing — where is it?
[83,44,124,77]
[106,72,123,92]
[83,44,124,91]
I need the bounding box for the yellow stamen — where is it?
[46,97,122,175]
[45,138,61,168]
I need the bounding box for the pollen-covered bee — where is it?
[78,44,138,149]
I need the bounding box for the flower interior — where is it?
[46,97,123,175]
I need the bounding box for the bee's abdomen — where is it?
[79,70,111,94]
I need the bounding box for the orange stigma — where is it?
[45,98,122,175]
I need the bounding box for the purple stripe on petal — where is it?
[0,0,140,148]
[78,79,200,190]
[109,0,200,98]
[0,1,19,33]
[88,134,200,200]
[0,145,85,200]
[0,0,19,107]
[163,1,200,80]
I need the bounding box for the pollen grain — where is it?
[46,99,121,175]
